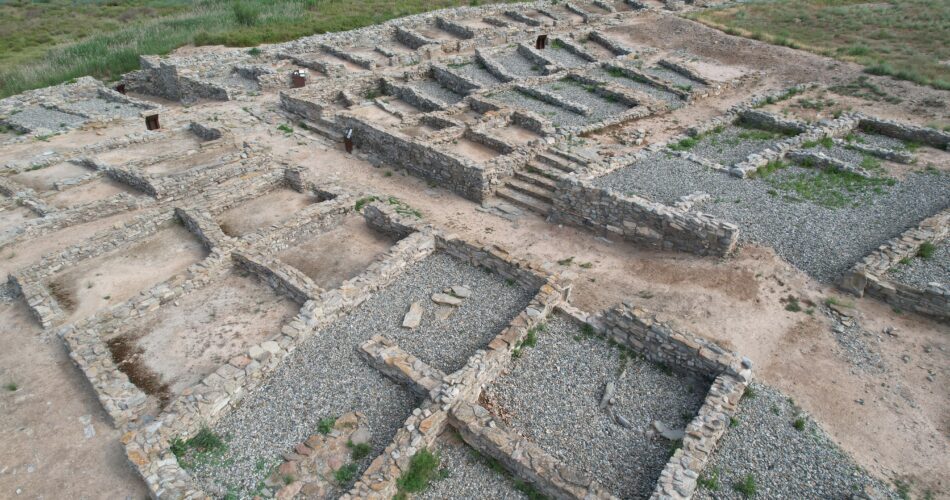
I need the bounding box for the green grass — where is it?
[733,473,758,498]
[334,463,358,485]
[752,160,787,178]
[395,448,443,497]
[766,168,896,209]
[668,136,698,151]
[317,416,336,435]
[698,468,721,491]
[793,416,806,431]
[689,0,950,91]
[917,241,936,259]
[169,427,228,469]
[354,195,380,212]
[0,0,520,98]
[4,382,17,392]
[347,440,372,460]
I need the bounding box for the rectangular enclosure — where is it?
[46,221,208,324]
[216,187,322,237]
[276,215,397,290]
[106,269,300,409]
[187,251,538,497]
[485,314,707,498]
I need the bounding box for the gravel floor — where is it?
[190,252,534,497]
[591,153,950,282]
[372,254,536,375]
[694,383,897,500]
[6,105,86,132]
[643,66,706,91]
[487,314,707,499]
[59,97,145,119]
[821,144,868,166]
[412,80,464,105]
[493,89,588,128]
[493,50,544,78]
[449,62,502,87]
[887,242,949,288]
[850,130,908,150]
[542,79,631,123]
[544,46,591,68]
[690,125,794,166]
[827,309,887,374]
[591,68,685,109]
[417,436,526,500]
[592,152,700,204]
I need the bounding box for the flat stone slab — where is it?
[402,301,424,329]
[431,292,462,306]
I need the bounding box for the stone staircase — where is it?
[301,116,342,141]
[495,150,582,215]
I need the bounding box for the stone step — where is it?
[496,186,552,216]
[505,178,554,202]
[301,119,341,142]
[536,152,576,173]
[525,160,566,179]
[514,170,558,191]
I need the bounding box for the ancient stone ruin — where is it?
[1,1,947,499]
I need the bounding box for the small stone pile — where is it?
[402,284,472,328]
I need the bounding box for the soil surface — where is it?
[128,270,299,399]
[216,187,319,237]
[276,215,395,290]
[47,222,207,325]
[0,299,145,499]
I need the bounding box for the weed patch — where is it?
[395,448,443,497]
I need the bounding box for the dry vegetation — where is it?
[689,0,950,91]
[0,0,520,98]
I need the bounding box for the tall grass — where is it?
[690,0,950,91]
[0,0,517,98]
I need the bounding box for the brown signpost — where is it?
[145,113,160,131]
[536,34,548,50]
[344,128,354,153]
[291,69,308,88]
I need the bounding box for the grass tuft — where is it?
[395,448,443,496]
[733,473,757,498]
[347,440,372,460]
[317,416,336,435]
[334,463,358,485]
[697,468,720,491]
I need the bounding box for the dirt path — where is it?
[0,300,146,499]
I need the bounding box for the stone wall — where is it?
[858,115,950,150]
[552,177,739,256]
[339,114,494,202]
[840,208,950,321]
[124,228,439,498]
[559,302,752,500]
[591,302,748,380]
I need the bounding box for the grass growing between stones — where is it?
[394,448,447,499]
[0,0,522,98]
[733,473,757,498]
[759,163,897,209]
[688,0,950,91]
[170,427,229,470]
